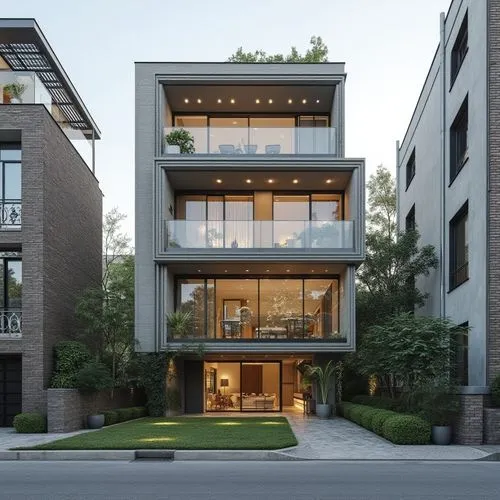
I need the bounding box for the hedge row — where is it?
[350,395,405,412]
[339,402,431,445]
[102,406,148,426]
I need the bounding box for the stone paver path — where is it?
[0,427,95,450]
[283,414,496,460]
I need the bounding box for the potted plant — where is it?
[75,361,113,429]
[165,387,181,416]
[416,382,460,445]
[4,83,27,103]
[305,360,336,418]
[165,129,195,154]
[166,310,193,338]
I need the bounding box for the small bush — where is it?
[371,410,398,436]
[75,361,113,394]
[491,374,500,407]
[103,410,119,426]
[13,413,46,433]
[383,415,431,445]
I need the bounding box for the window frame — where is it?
[405,204,416,232]
[405,148,416,189]
[453,321,469,386]
[449,201,469,291]
[449,96,469,184]
[450,11,468,89]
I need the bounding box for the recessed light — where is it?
[216,179,223,184]
[311,270,315,273]
[288,99,293,104]
[324,269,329,272]
[292,179,299,184]
[230,98,235,104]
[255,98,260,104]
[224,269,228,273]
[184,98,189,103]
[197,98,202,103]
[197,269,202,272]
[245,179,252,184]
[316,99,320,103]
[266,269,270,272]
[245,269,250,272]
[286,269,290,273]
[268,98,273,104]
[232,121,237,125]
[302,99,307,104]
[325,179,333,184]
[267,179,275,184]
[217,98,222,103]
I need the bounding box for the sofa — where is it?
[241,393,276,410]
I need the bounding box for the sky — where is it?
[5,0,452,242]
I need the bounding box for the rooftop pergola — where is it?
[0,18,100,139]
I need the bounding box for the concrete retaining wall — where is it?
[47,388,144,433]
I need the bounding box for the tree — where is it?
[356,166,438,332]
[76,209,134,388]
[228,36,328,63]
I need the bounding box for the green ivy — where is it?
[137,353,168,417]
[50,341,92,388]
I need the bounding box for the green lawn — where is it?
[24,417,298,450]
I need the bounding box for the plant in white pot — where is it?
[75,361,113,429]
[305,360,336,418]
[415,381,460,445]
[165,129,195,154]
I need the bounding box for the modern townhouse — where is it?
[135,62,365,413]
[397,0,500,444]
[0,19,102,426]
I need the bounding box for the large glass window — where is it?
[450,202,468,290]
[0,144,21,227]
[173,277,340,341]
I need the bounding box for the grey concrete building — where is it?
[135,62,364,413]
[0,20,102,426]
[397,0,500,443]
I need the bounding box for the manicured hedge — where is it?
[339,401,430,445]
[350,395,404,412]
[103,407,148,426]
[13,412,47,433]
[383,415,431,445]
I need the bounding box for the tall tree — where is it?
[76,209,134,388]
[228,36,328,63]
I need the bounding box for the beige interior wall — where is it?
[262,363,280,397]
[254,192,273,220]
[217,363,241,394]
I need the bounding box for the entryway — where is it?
[0,355,22,426]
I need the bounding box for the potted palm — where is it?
[305,360,336,418]
[4,83,27,103]
[165,129,195,154]
[166,310,193,339]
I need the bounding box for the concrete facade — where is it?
[397,0,500,442]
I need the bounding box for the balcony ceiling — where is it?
[0,19,100,137]
[165,85,335,114]
[166,170,352,191]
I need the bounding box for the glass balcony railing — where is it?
[0,72,93,167]
[163,127,336,155]
[165,220,353,250]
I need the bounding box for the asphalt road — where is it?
[0,460,499,499]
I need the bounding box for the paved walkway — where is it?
[0,427,94,451]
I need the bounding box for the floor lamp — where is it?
[220,378,229,396]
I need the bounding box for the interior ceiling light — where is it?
[268,98,273,104]
[255,98,260,103]
[245,179,252,184]
[266,269,270,272]
[232,121,237,125]
[230,98,235,104]
[197,269,201,272]
[224,269,228,273]
[245,269,250,272]
[267,179,275,184]
[217,98,222,103]
[311,270,315,273]
[216,179,223,184]
[288,99,293,104]
[316,99,320,103]
[324,269,329,272]
[326,179,333,184]
[302,99,307,104]
[292,179,299,184]
[286,269,290,273]
[184,98,189,103]
[197,98,202,103]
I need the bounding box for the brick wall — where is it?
[455,394,485,445]
[484,408,500,444]
[0,105,102,415]
[47,388,145,432]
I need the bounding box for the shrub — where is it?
[360,407,380,430]
[349,405,368,426]
[13,413,46,433]
[382,415,431,445]
[103,410,119,426]
[351,395,403,412]
[131,406,147,419]
[491,374,500,407]
[338,401,354,418]
[371,410,398,436]
[75,361,113,394]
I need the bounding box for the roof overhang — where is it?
[0,19,100,138]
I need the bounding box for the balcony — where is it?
[0,310,22,339]
[0,200,21,229]
[165,220,353,250]
[0,71,94,167]
[163,126,336,156]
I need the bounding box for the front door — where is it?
[184,360,203,414]
[0,355,21,426]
